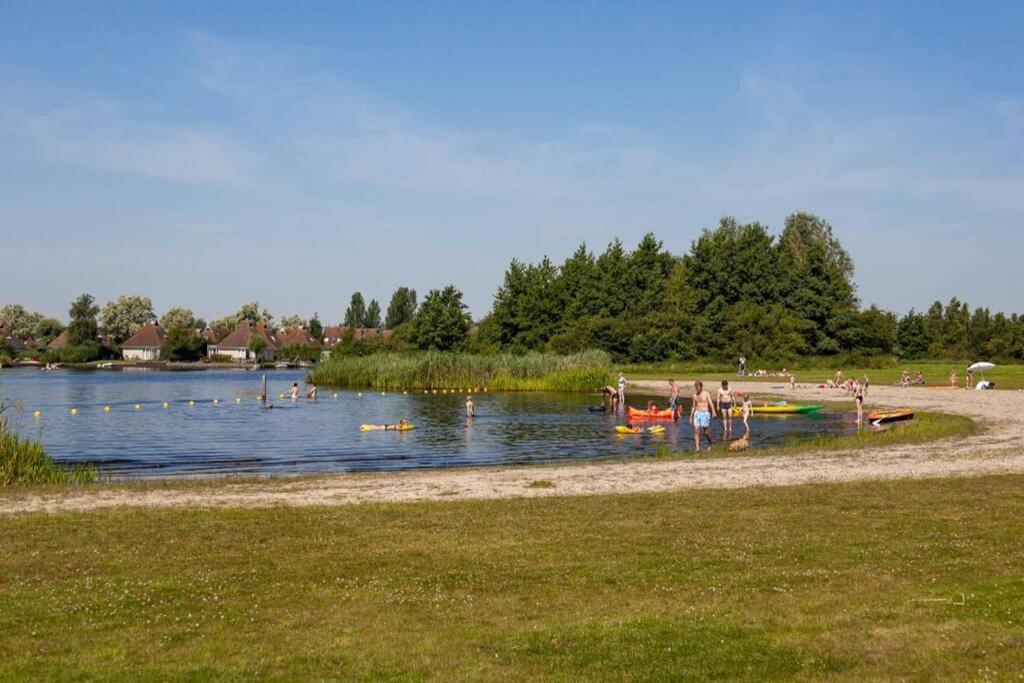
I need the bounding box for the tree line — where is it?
[4,210,1023,365]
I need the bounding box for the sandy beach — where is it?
[3,381,1022,514]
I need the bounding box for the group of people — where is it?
[617,377,754,452]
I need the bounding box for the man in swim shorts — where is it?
[690,380,717,452]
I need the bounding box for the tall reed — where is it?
[308,350,614,391]
[0,411,99,486]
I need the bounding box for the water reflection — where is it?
[0,369,858,477]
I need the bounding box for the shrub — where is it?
[0,407,99,486]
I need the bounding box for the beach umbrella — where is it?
[967,361,995,373]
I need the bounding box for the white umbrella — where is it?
[967,361,995,373]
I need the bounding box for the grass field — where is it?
[2,475,1022,679]
[622,359,1024,390]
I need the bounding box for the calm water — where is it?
[0,368,858,477]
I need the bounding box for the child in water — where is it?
[741,393,753,438]
[465,395,475,417]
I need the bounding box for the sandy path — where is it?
[3,382,1023,514]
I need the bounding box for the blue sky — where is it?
[2,1,1022,322]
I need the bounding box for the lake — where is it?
[0,368,858,477]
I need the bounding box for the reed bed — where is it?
[308,350,614,391]
[0,415,99,487]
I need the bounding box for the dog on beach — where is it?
[729,436,750,451]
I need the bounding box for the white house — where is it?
[209,322,278,361]
[121,324,166,361]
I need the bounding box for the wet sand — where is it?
[3,381,1022,514]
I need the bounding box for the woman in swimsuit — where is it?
[717,380,734,437]
[854,380,864,424]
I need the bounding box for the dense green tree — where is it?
[308,313,323,340]
[385,287,418,328]
[0,304,42,338]
[160,307,196,331]
[776,212,857,353]
[559,244,602,321]
[896,310,929,359]
[365,300,382,330]
[31,317,64,343]
[162,327,206,361]
[414,285,472,351]
[211,302,272,331]
[67,294,100,346]
[101,295,157,344]
[344,293,367,328]
[279,314,305,330]
[490,257,565,350]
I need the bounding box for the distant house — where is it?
[121,324,167,361]
[321,326,392,348]
[47,328,111,350]
[277,327,322,349]
[210,322,278,361]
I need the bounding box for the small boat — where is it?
[867,408,914,424]
[626,406,678,420]
[615,425,666,435]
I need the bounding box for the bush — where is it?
[206,354,235,364]
[45,341,103,364]
[0,355,12,368]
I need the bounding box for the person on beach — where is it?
[738,355,747,375]
[465,395,475,417]
[966,368,975,389]
[288,382,299,400]
[690,380,717,452]
[668,379,679,413]
[717,380,734,437]
[854,379,865,424]
[950,368,958,387]
[306,384,317,399]
[741,393,753,438]
[789,374,796,390]
[617,373,627,405]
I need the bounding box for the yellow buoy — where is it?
[213,399,219,405]
[163,402,169,409]
[279,393,285,399]
[357,392,362,397]
[432,389,437,394]
[189,400,195,407]
[235,397,241,403]
[70,408,77,415]
[103,405,111,413]
[33,410,41,418]
[134,404,141,411]
[381,391,386,396]
[403,390,408,395]
[333,393,338,399]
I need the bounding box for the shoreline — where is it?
[3,380,1022,514]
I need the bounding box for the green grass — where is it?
[623,359,1024,390]
[0,418,98,487]
[309,350,614,391]
[2,475,1023,678]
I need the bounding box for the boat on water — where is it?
[626,406,678,420]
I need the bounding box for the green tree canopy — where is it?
[67,294,100,346]
[414,285,472,351]
[308,313,323,340]
[101,295,157,344]
[344,293,367,328]
[0,304,42,338]
[279,314,305,330]
[160,307,196,331]
[385,287,418,328]
[365,300,382,330]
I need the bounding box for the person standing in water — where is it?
[287,382,299,400]
[717,380,734,437]
[306,383,317,399]
[854,379,865,424]
[617,373,627,405]
[741,393,753,439]
[465,395,475,417]
[668,379,679,414]
[690,381,717,452]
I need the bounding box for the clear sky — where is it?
[2,1,1022,323]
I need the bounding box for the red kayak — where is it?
[627,406,679,420]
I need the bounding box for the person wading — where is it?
[690,380,717,452]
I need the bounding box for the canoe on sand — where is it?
[867,408,914,424]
